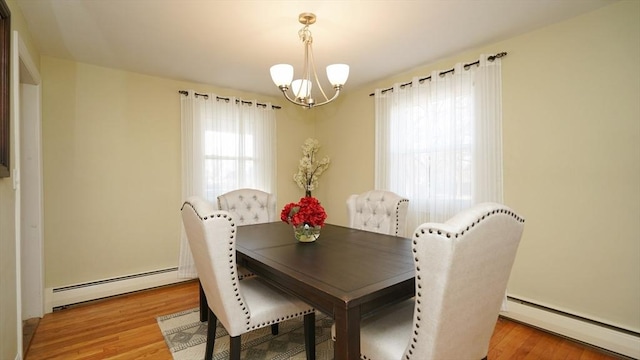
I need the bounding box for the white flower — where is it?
[293,138,330,194]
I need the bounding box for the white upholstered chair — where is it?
[217,188,277,226]
[181,196,316,360]
[217,188,276,277]
[346,190,409,237]
[343,202,525,360]
[202,189,280,333]
[180,196,221,323]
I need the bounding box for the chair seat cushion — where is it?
[331,299,413,359]
[361,299,413,359]
[237,264,255,280]
[238,277,314,335]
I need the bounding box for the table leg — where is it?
[333,305,360,360]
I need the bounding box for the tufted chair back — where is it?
[356,202,525,360]
[180,197,249,335]
[347,190,409,237]
[405,203,524,359]
[217,188,276,225]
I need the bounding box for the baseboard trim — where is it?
[44,268,187,313]
[501,296,640,359]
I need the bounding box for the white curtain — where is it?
[375,54,503,232]
[177,90,277,278]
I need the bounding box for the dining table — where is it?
[235,221,416,360]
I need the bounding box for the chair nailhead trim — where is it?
[244,308,314,331]
[201,214,251,325]
[183,199,316,335]
[414,208,525,241]
[406,206,524,359]
[395,198,409,236]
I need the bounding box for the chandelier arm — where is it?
[313,86,342,107]
[280,86,313,108]
[296,41,309,99]
[304,43,313,98]
[313,73,329,102]
[307,42,329,102]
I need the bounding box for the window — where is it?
[178,91,277,278]
[375,56,503,229]
[386,91,474,206]
[203,131,257,200]
[180,92,276,202]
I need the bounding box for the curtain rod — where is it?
[369,52,507,96]
[178,90,281,109]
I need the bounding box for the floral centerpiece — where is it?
[294,138,330,197]
[281,196,327,242]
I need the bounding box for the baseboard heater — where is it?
[501,295,639,359]
[44,267,189,313]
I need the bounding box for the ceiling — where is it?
[16,0,615,98]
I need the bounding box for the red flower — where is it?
[281,197,327,227]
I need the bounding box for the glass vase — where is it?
[293,224,321,243]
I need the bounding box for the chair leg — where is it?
[199,281,208,322]
[271,323,279,335]
[229,335,241,360]
[303,312,316,360]
[205,309,217,360]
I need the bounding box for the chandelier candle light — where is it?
[270,13,349,108]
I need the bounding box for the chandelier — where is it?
[270,13,349,109]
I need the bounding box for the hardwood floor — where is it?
[25,280,626,360]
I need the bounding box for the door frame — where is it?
[14,29,43,357]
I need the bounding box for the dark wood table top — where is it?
[236,221,415,360]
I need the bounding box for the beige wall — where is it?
[0,159,17,358]
[315,0,639,332]
[42,58,182,285]
[1,0,41,358]
[10,3,634,359]
[498,0,638,331]
[41,58,312,287]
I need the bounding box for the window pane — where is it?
[205,158,238,197]
[205,131,239,157]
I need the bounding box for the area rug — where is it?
[157,308,334,360]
